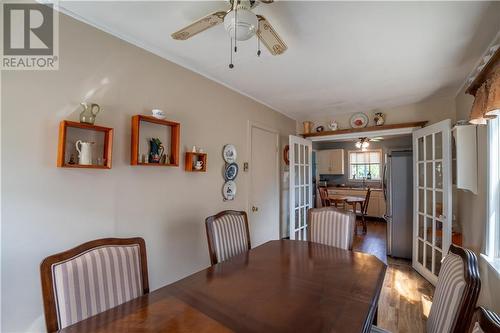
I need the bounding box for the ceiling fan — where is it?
[355,137,384,150]
[171,0,287,68]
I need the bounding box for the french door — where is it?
[289,135,313,240]
[412,119,452,285]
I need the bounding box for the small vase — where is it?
[374,112,385,126]
[79,103,101,125]
[303,121,313,134]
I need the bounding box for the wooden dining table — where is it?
[328,194,367,234]
[59,240,387,333]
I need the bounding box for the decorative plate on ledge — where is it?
[350,113,369,128]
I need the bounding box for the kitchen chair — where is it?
[372,244,481,333]
[470,307,500,333]
[307,207,356,250]
[347,188,371,234]
[40,237,149,332]
[318,186,332,207]
[205,210,251,265]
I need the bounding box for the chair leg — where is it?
[362,213,367,234]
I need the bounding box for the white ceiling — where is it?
[58,1,500,120]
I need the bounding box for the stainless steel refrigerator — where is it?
[383,149,413,259]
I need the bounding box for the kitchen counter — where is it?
[325,187,386,217]
[327,186,383,192]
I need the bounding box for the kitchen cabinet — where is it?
[317,149,344,175]
[327,188,386,218]
[452,125,477,194]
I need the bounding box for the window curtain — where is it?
[470,66,500,125]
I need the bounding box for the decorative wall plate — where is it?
[222,181,237,200]
[350,113,369,128]
[224,163,238,181]
[223,144,237,163]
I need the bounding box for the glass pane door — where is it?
[289,135,312,240]
[413,120,451,285]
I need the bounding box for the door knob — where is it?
[252,206,259,212]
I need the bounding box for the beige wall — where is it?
[296,94,456,133]
[1,14,296,332]
[454,86,500,313]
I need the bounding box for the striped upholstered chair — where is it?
[205,210,251,265]
[372,244,481,333]
[470,307,500,333]
[307,207,356,250]
[40,238,149,332]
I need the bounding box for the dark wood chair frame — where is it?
[205,210,251,266]
[307,206,356,250]
[446,244,481,333]
[318,186,332,207]
[345,188,371,234]
[40,237,149,333]
[358,187,371,233]
[470,307,500,333]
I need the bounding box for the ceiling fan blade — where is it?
[171,11,227,40]
[256,15,287,55]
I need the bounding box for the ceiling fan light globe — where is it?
[224,9,258,41]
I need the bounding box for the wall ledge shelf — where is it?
[131,115,180,166]
[185,152,207,172]
[57,120,113,169]
[303,121,428,142]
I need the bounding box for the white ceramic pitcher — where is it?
[75,140,93,165]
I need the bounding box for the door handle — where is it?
[252,206,259,212]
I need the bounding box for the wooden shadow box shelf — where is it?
[185,152,207,172]
[57,121,113,169]
[131,115,180,166]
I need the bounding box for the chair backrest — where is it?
[470,307,500,333]
[307,207,356,250]
[40,237,149,332]
[205,210,251,265]
[427,244,481,333]
[318,187,330,207]
[362,188,371,215]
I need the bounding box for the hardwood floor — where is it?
[353,220,435,333]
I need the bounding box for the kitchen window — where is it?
[348,150,382,181]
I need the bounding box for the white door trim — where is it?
[246,121,280,239]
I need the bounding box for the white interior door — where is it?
[412,119,452,285]
[248,123,280,247]
[289,135,313,240]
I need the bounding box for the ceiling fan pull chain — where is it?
[257,36,261,57]
[229,37,234,69]
[234,2,238,52]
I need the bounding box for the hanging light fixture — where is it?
[224,9,258,41]
[355,138,370,151]
[224,1,259,69]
